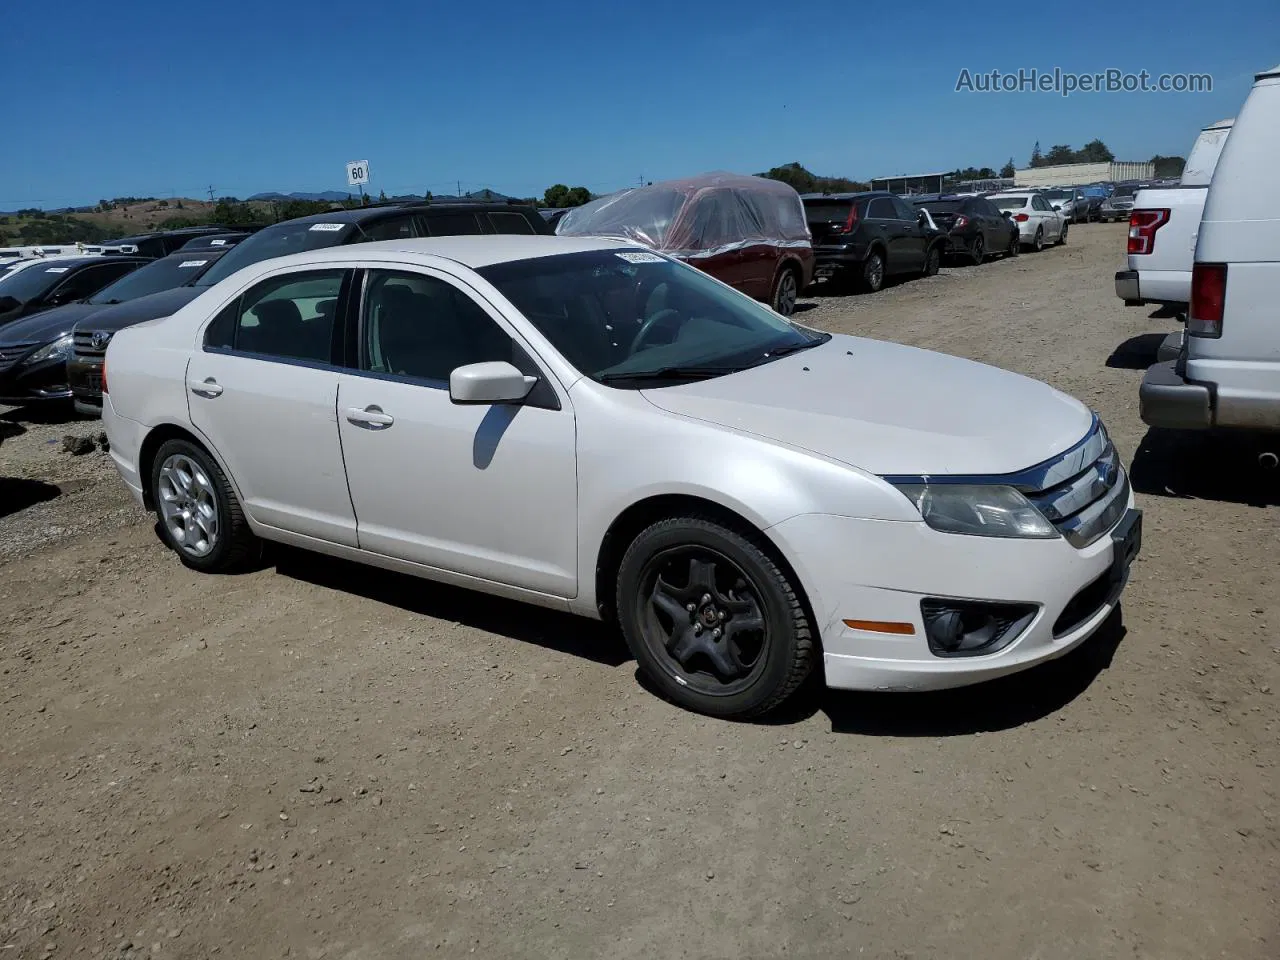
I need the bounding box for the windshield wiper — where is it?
[598,365,743,384]
[746,335,829,366]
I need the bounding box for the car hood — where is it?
[640,335,1093,476]
[0,302,101,345]
[75,286,204,334]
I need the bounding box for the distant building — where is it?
[870,172,946,195]
[1014,160,1155,187]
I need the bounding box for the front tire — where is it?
[616,516,816,719]
[770,266,799,316]
[149,438,259,572]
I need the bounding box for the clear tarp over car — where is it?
[556,172,811,261]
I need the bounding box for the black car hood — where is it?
[0,302,102,345]
[76,286,204,334]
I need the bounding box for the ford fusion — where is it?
[100,236,1140,718]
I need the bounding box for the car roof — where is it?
[799,191,884,201]
[25,255,146,269]
[157,248,230,263]
[104,227,230,243]
[279,202,538,227]
[241,235,630,273]
[988,191,1037,198]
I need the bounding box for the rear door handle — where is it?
[188,377,223,398]
[346,405,394,429]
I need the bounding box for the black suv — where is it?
[68,202,552,416]
[910,194,1020,264]
[97,226,237,258]
[802,192,945,292]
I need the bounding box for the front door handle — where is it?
[346,405,394,429]
[188,377,223,398]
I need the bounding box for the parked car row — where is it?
[0,202,554,412]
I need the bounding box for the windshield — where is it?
[477,250,828,385]
[0,261,69,303]
[195,220,354,287]
[1042,189,1070,200]
[1112,185,1138,198]
[88,255,215,304]
[991,196,1029,211]
[916,200,963,214]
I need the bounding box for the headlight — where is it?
[892,483,1057,539]
[24,334,73,365]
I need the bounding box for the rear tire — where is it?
[1058,222,1069,245]
[149,438,259,573]
[969,235,985,266]
[615,516,816,719]
[921,245,941,277]
[1006,231,1020,257]
[858,250,885,293]
[770,265,800,316]
[1032,226,1045,252]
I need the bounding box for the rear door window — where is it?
[359,215,418,241]
[419,212,487,237]
[487,212,536,235]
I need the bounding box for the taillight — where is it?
[843,204,860,233]
[1127,209,1170,255]
[953,215,969,229]
[1012,213,1029,222]
[1189,262,1227,338]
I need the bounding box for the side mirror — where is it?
[1052,204,1062,212]
[449,361,537,405]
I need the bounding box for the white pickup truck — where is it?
[1115,117,1234,314]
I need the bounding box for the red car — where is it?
[557,172,814,316]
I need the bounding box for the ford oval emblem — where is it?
[91,331,112,350]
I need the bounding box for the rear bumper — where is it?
[102,395,147,506]
[1139,360,1212,429]
[1115,270,1141,304]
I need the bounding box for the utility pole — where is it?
[207,185,216,203]
[638,174,645,189]
[457,180,462,199]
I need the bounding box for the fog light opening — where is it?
[920,600,1037,658]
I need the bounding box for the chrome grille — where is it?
[73,330,110,358]
[1018,419,1128,548]
[0,342,36,365]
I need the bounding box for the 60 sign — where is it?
[346,161,370,186]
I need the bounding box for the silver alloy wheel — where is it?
[866,254,884,290]
[775,270,798,315]
[157,453,219,558]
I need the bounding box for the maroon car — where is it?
[557,172,814,316]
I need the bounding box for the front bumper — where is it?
[1139,359,1212,430]
[0,356,73,405]
[67,355,104,416]
[772,502,1138,692]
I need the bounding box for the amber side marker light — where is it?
[842,619,916,635]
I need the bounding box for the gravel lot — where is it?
[2,223,1277,959]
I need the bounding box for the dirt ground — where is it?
[1,223,1277,960]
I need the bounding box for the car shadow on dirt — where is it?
[1130,427,1280,507]
[0,477,61,518]
[1106,332,1168,370]
[759,608,1128,735]
[271,546,633,667]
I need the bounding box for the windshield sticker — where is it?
[616,251,664,264]
[309,223,345,232]
[209,239,227,245]
[178,260,208,268]
[45,266,70,273]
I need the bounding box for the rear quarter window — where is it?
[487,212,536,235]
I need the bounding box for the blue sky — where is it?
[0,0,1275,207]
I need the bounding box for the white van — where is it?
[1140,64,1280,433]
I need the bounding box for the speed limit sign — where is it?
[346,160,370,186]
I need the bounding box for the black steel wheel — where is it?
[616,517,815,718]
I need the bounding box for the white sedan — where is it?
[102,236,1139,718]
[989,192,1069,251]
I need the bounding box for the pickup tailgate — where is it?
[1125,185,1209,306]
